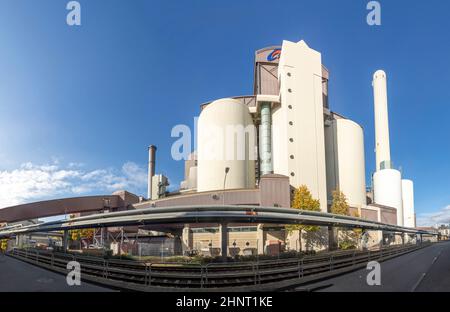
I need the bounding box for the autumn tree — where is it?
[69,229,95,249]
[331,190,349,216]
[0,239,8,252]
[330,190,362,250]
[286,185,321,251]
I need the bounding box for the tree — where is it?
[330,190,364,250]
[351,211,363,240]
[286,185,321,251]
[0,239,8,252]
[69,229,94,249]
[330,190,352,250]
[331,190,349,216]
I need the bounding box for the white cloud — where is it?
[0,160,148,209]
[417,205,450,227]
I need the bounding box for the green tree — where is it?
[286,185,321,251]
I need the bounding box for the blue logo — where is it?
[267,49,281,61]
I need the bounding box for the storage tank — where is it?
[197,98,256,192]
[402,179,415,228]
[325,118,366,208]
[373,169,403,226]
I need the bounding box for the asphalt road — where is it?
[296,241,450,292]
[0,254,114,292]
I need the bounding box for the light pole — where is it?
[223,167,230,206]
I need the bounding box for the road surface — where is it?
[296,241,450,292]
[0,254,114,292]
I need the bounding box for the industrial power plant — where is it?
[1,38,440,293]
[135,39,417,253]
[0,39,418,258]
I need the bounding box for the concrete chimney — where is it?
[373,70,392,171]
[148,145,157,199]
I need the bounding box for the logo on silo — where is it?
[267,48,281,61]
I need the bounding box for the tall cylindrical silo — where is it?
[197,98,256,192]
[330,118,367,208]
[402,179,415,228]
[373,169,403,226]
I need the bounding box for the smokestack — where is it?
[373,70,392,171]
[148,145,157,199]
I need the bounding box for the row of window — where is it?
[286,72,296,177]
[191,226,258,234]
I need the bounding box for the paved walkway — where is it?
[296,241,450,292]
[0,254,114,292]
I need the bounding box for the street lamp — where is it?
[223,167,230,205]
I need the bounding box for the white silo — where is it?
[373,169,404,226]
[373,70,392,171]
[325,118,366,208]
[197,98,256,192]
[402,179,415,228]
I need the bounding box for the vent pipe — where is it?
[259,102,273,176]
[147,145,157,200]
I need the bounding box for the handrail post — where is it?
[148,263,152,286]
[258,261,261,284]
[103,260,109,279]
[301,258,304,278]
[200,265,203,289]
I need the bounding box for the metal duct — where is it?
[259,102,273,176]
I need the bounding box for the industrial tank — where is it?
[325,118,366,208]
[373,169,403,226]
[197,98,256,192]
[402,179,415,228]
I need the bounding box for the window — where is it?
[191,227,219,234]
[227,226,257,233]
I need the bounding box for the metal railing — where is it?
[7,242,431,290]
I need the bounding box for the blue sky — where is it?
[0,0,448,225]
